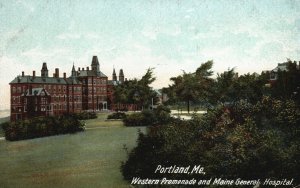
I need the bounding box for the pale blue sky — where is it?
[0,0,300,110]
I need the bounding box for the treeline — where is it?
[0,112,95,141]
[163,60,300,112]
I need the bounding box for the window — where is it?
[41,98,46,104]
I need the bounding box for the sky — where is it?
[0,0,300,110]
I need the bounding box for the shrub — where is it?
[121,98,300,183]
[123,105,172,126]
[123,113,145,126]
[107,112,126,119]
[73,112,97,120]
[2,115,85,141]
[153,105,171,124]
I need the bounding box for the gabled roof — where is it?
[22,88,50,96]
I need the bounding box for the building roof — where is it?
[77,70,107,77]
[272,63,289,72]
[66,77,81,85]
[10,76,68,85]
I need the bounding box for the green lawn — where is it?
[0,113,145,188]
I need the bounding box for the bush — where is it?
[2,115,85,141]
[74,112,97,120]
[121,98,300,183]
[107,112,126,120]
[123,105,172,126]
[123,113,145,126]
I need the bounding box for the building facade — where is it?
[9,56,125,121]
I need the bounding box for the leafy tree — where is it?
[167,61,214,113]
[113,68,158,110]
[212,69,267,105]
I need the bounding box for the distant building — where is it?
[266,62,300,81]
[9,56,126,121]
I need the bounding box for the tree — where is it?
[167,61,214,113]
[212,69,266,105]
[113,68,158,110]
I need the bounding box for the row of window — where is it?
[11,85,83,94]
[83,87,107,93]
[82,79,107,85]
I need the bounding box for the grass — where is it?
[0,113,145,188]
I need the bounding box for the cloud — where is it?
[84,33,102,39]
[56,33,81,40]
[17,0,35,12]
[186,8,194,13]
[142,29,158,40]
[141,25,182,40]
[21,47,71,60]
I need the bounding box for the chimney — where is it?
[33,71,36,79]
[87,67,89,71]
[22,71,24,77]
[55,68,59,78]
[63,72,66,79]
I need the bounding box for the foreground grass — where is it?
[0,113,145,188]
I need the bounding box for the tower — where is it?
[71,63,77,77]
[119,69,124,83]
[41,62,48,77]
[91,56,100,75]
[112,68,117,81]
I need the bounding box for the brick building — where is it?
[9,56,125,121]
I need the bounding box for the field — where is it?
[0,113,145,188]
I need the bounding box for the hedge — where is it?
[1,114,85,141]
